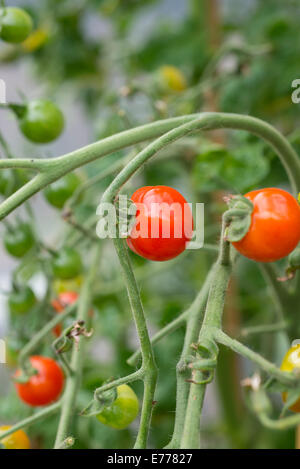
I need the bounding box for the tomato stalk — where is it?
[112,235,158,449]
[0,113,299,222]
[165,266,216,448]
[0,401,61,441]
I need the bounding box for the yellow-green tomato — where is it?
[96,384,139,430]
[19,99,64,144]
[0,7,33,44]
[280,343,300,412]
[0,425,30,449]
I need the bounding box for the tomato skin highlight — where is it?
[232,188,300,263]
[280,344,300,412]
[127,185,193,262]
[96,384,139,430]
[19,99,64,144]
[51,291,78,337]
[15,356,64,407]
[0,7,33,44]
[0,425,30,449]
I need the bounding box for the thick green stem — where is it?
[54,246,101,448]
[180,219,232,449]
[113,236,157,449]
[127,310,188,367]
[166,266,215,448]
[0,113,299,220]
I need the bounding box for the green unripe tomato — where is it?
[0,169,29,197]
[52,247,83,280]
[96,384,139,430]
[8,286,36,315]
[44,173,81,209]
[19,99,64,144]
[4,223,35,258]
[0,169,14,196]
[0,7,33,44]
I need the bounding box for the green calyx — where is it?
[80,387,118,418]
[224,195,254,242]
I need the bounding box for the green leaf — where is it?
[192,142,269,194]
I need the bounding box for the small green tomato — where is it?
[96,384,139,430]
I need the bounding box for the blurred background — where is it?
[0,0,300,449]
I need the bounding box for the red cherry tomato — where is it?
[232,188,300,263]
[127,185,193,261]
[15,356,64,406]
[51,291,78,337]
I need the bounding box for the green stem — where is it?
[214,330,298,386]
[259,412,300,430]
[18,302,77,370]
[127,310,188,367]
[113,236,158,449]
[0,112,299,220]
[94,369,144,396]
[240,321,289,338]
[54,246,101,448]
[166,266,215,449]
[180,222,232,449]
[0,402,61,441]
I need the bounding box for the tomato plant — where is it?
[232,188,300,262]
[1,0,300,452]
[18,99,64,144]
[127,185,193,261]
[0,425,30,449]
[96,384,139,430]
[15,356,64,407]
[0,7,32,44]
[4,223,35,258]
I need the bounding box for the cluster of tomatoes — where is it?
[1,4,300,450]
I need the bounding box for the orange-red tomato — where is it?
[15,356,64,406]
[127,185,193,261]
[232,188,300,262]
[51,291,78,337]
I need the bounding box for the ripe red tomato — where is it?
[232,188,300,263]
[127,185,193,261]
[15,356,64,406]
[51,291,78,337]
